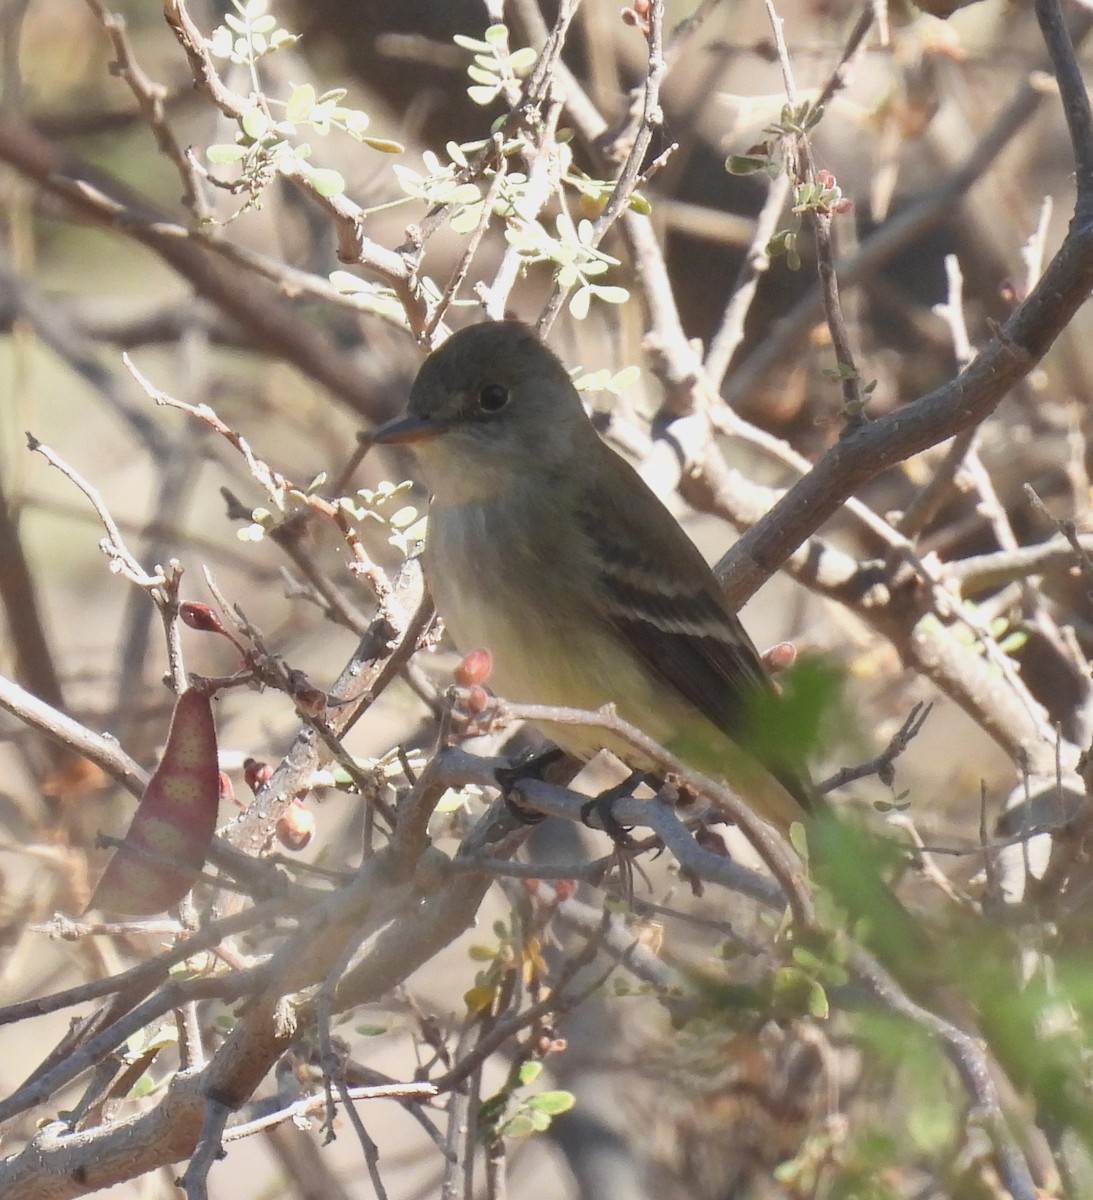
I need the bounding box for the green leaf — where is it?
[450,203,485,234]
[509,46,538,73]
[484,23,509,46]
[611,364,641,390]
[592,285,629,305]
[807,980,829,1019]
[518,1061,543,1085]
[363,136,404,153]
[568,286,591,321]
[206,143,247,164]
[500,1114,537,1137]
[467,63,499,86]
[527,1090,575,1115]
[468,85,501,106]
[209,26,233,57]
[432,786,467,813]
[453,33,492,52]
[241,107,269,141]
[389,505,418,528]
[446,183,483,205]
[285,83,316,123]
[999,630,1028,654]
[128,1074,157,1099]
[726,154,769,176]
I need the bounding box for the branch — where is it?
[0,117,391,418]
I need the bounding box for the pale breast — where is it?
[425,497,676,739]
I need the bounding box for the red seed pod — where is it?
[454,647,493,687]
[464,685,491,715]
[553,879,578,902]
[218,770,236,809]
[179,601,226,634]
[816,169,836,189]
[90,688,221,915]
[276,799,315,851]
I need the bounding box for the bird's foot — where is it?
[580,770,647,847]
[495,747,568,825]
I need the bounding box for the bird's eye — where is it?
[477,384,510,413]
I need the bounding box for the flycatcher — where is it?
[373,320,813,830]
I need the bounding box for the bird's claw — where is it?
[495,748,567,825]
[579,771,646,846]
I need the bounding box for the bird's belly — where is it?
[424,507,806,827]
[425,506,682,751]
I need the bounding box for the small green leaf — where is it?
[241,107,269,141]
[509,46,538,74]
[807,979,829,1019]
[209,27,233,57]
[285,83,316,123]
[389,505,418,528]
[592,285,629,305]
[726,154,769,176]
[527,1090,576,1115]
[128,1074,157,1099]
[446,183,482,205]
[453,33,492,52]
[500,1114,537,1137]
[206,143,247,164]
[450,203,485,234]
[611,364,641,390]
[468,85,501,106]
[467,63,500,86]
[518,1061,543,1085]
[999,630,1028,654]
[363,136,404,153]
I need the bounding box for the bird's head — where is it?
[372,322,594,495]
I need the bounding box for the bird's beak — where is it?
[370,413,450,445]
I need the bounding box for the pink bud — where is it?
[455,647,493,686]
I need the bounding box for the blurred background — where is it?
[1,0,1091,1195]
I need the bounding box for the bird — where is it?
[372,319,813,832]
